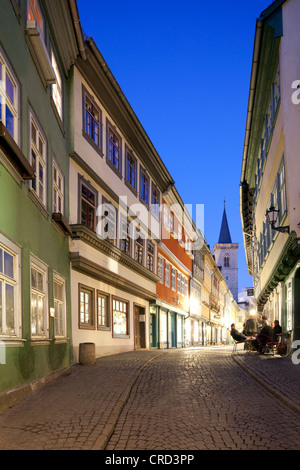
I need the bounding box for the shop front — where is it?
[150,301,187,349]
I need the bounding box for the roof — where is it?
[218,207,232,244]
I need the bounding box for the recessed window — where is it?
[107,122,122,174]
[30,256,48,338]
[112,297,128,336]
[83,88,101,150]
[97,197,117,244]
[0,236,21,338]
[30,113,47,206]
[79,285,94,329]
[54,274,66,338]
[151,184,160,217]
[140,167,149,205]
[51,50,63,120]
[0,51,19,143]
[28,0,45,38]
[53,159,64,214]
[224,254,230,267]
[80,178,97,231]
[147,241,155,272]
[97,291,109,329]
[120,215,131,256]
[135,236,144,264]
[125,147,137,191]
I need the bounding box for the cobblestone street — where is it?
[0,347,300,452]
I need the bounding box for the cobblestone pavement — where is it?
[0,346,300,451]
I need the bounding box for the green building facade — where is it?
[0,0,81,402]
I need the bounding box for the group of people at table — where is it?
[231,316,282,354]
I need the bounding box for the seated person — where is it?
[251,317,274,352]
[231,323,247,342]
[273,320,282,341]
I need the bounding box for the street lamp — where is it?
[265,206,289,233]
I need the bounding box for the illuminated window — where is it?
[53,159,64,214]
[112,298,128,336]
[30,256,48,338]
[79,285,94,329]
[51,51,62,120]
[30,113,47,205]
[28,0,45,37]
[54,274,66,337]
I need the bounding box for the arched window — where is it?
[224,254,230,267]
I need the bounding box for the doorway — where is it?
[134,305,146,349]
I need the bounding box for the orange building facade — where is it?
[150,189,194,348]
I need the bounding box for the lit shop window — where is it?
[113,298,128,336]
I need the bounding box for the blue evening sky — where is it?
[76,0,273,295]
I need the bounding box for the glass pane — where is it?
[6,105,14,138]
[0,249,2,274]
[38,294,44,334]
[31,293,37,334]
[6,73,14,105]
[6,284,15,334]
[4,251,14,278]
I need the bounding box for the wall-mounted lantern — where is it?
[265,206,289,233]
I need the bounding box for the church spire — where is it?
[218,202,232,243]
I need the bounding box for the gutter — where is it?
[68,0,87,60]
[240,18,264,184]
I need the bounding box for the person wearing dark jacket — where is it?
[251,317,273,352]
[230,324,247,342]
[273,320,282,341]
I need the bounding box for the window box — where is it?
[25,20,56,86]
[0,122,34,180]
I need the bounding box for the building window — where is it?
[112,298,128,336]
[177,271,181,294]
[158,257,164,283]
[83,89,101,150]
[224,254,230,267]
[171,267,176,291]
[51,50,62,120]
[120,215,131,256]
[79,285,94,329]
[0,50,19,142]
[135,236,144,264]
[151,184,160,217]
[98,197,117,244]
[80,179,97,231]
[0,236,21,337]
[28,0,45,38]
[30,256,48,338]
[140,167,149,205]
[147,241,155,272]
[54,274,66,337]
[30,113,47,205]
[278,160,286,222]
[97,291,109,329]
[165,262,170,287]
[107,123,121,174]
[125,147,137,191]
[53,159,64,214]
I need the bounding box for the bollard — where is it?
[79,342,96,365]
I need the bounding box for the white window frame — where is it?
[52,158,64,214]
[30,254,49,339]
[0,49,19,144]
[51,49,63,120]
[165,262,170,288]
[53,272,66,338]
[0,233,22,339]
[30,111,47,206]
[158,256,164,283]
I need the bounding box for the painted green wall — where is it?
[0,0,72,393]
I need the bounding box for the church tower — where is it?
[213,203,238,301]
